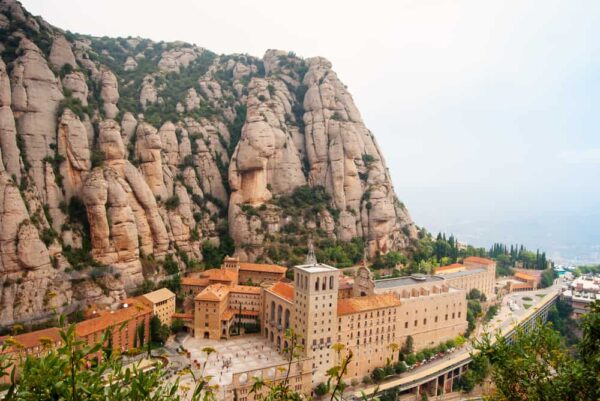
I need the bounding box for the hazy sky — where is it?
[21,0,600,259]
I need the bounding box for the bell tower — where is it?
[222,256,240,274]
[292,242,339,382]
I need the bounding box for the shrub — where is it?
[362,153,375,165]
[163,254,179,275]
[40,227,58,246]
[59,63,74,77]
[371,367,386,382]
[90,149,104,168]
[314,382,328,396]
[165,195,180,210]
[393,361,407,374]
[171,318,184,333]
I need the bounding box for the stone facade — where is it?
[228,359,313,401]
[0,296,152,384]
[183,256,497,386]
[142,287,176,326]
[432,256,497,300]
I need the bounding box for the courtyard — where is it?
[179,334,288,389]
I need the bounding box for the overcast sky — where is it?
[21,0,600,259]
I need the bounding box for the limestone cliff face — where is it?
[0,0,417,326]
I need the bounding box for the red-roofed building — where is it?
[0,327,63,383]
[0,296,152,383]
[463,256,496,267]
[432,257,497,300]
[76,297,152,354]
[337,294,400,315]
[434,263,465,274]
[193,281,263,340]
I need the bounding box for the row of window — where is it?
[402,312,461,328]
[295,273,336,292]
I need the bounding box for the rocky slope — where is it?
[0,0,417,326]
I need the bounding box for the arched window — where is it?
[303,275,308,289]
[277,305,283,325]
[284,309,291,329]
[322,277,326,290]
[315,277,320,291]
[271,301,275,320]
[329,276,334,289]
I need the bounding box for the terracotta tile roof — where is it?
[435,263,465,273]
[268,281,295,302]
[201,268,238,283]
[463,256,495,266]
[515,272,536,281]
[195,284,230,302]
[182,277,209,287]
[0,327,62,352]
[337,294,400,316]
[172,313,193,321]
[75,298,151,337]
[230,285,262,295]
[142,288,175,304]
[239,262,287,274]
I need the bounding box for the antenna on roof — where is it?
[306,238,317,265]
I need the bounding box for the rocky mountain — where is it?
[0,0,417,326]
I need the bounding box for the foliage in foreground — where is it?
[472,300,600,401]
[0,324,377,401]
[0,321,221,401]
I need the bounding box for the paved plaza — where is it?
[181,334,288,387]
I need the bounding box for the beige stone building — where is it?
[182,257,286,297]
[433,256,496,299]
[142,288,176,326]
[336,294,402,379]
[181,257,283,339]
[184,254,496,387]
[228,359,313,401]
[193,283,262,339]
[260,261,470,384]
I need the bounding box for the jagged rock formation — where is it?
[0,0,417,326]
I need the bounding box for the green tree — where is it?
[401,335,414,356]
[0,321,237,401]
[149,315,169,345]
[474,302,600,401]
